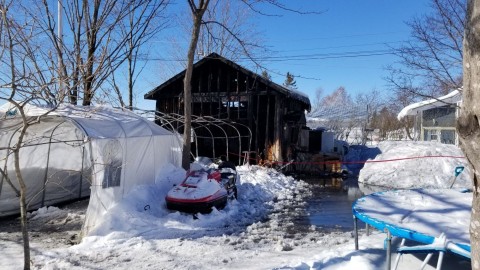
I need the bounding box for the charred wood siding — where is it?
[145,53,310,164]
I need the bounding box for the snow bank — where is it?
[354,189,471,245]
[3,156,470,269]
[358,141,471,190]
[84,164,310,239]
[32,165,331,269]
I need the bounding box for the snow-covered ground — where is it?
[0,141,473,269]
[353,141,471,192]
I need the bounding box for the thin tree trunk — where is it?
[128,9,134,110]
[404,125,413,140]
[14,125,30,270]
[82,0,99,106]
[457,1,480,269]
[128,49,133,109]
[182,0,209,170]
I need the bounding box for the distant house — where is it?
[397,89,462,145]
[144,53,311,164]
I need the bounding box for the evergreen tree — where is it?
[261,70,272,81]
[283,72,297,89]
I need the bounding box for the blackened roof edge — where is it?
[144,53,311,111]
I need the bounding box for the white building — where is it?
[397,89,462,145]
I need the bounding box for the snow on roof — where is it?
[277,85,311,106]
[0,102,172,138]
[397,89,462,120]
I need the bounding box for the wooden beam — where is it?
[199,70,203,115]
[217,66,221,119]
[265,88,270,150]
[237,72,240,119]
[274,95,283,162]
[208,64,212,115]
[255,93,260,155]
[247,76,253,128]
[227,71,231,118]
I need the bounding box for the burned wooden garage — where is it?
[144,53,311,165]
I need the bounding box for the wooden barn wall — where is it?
[154,60,306,163]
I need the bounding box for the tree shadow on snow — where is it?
[310,248,385,269]
[344,145,381,176]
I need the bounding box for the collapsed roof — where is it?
[144,53,311,110]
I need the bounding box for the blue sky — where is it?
[138,1,430,109]
[248,1,429,100]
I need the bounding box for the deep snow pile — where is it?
[353,189,471,245]
[357,141,471,190]
[86,163,311,239]
[28,164,338,269]
[22,164,400,270]
[1,142,473,270]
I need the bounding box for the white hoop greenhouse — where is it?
[0,103,181,234]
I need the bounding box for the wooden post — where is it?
[247,77,253,130]
[236,71,239,93]
[265,90,271,152]
[176,97,180,115]
[217,66,221,118]
[255,93,260,156]
[274,95,283,162]
[237,72,240,119]
[199,72,203,115]
[208,64,212,115]
[227,71,231,118]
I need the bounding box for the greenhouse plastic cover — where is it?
[0,103,182,235]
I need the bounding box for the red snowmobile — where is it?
[165,158,239,213]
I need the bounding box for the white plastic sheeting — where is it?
[0,103,181,235]
[0,115,90,216]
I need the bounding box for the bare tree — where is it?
[0,1,169,267]
[180,0,319,168]
[388,0,465,99]
[308,87,356,140]
[308,87,385,144]
[457,0,480,268]
[370,107,404,141]
[22,0,165,106]
[165,0,266,76]
[0,1,66,268]
[309,87,324,117]
[182,0,210,169]
[112,0,169,109]
[355,89,385,144]
[384,72,420,139]
[198,0,265,61]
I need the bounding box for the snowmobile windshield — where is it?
[183,171,208,186]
